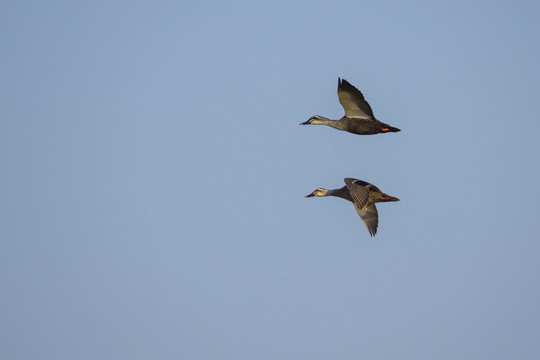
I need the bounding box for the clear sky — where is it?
[2,1,540,359]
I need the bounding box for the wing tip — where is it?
[338,77,349,89]
[368,224,378,237]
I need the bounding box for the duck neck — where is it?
[327,187,353,202]
[311,116,334,126]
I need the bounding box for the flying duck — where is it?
[300,78,400,135]
[305,178,399,236]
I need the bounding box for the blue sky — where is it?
[2,1,540,359]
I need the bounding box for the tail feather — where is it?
[384,126,401,133]
[380,195,400,202]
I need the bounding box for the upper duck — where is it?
[300,78,400,135]
[305,178,399,237]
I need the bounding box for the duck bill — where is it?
[305,193,315,198]
[299,120,310,125]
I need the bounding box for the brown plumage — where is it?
[305,178,399,236]
[300,78,401,135]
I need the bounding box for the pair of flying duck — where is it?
[301,78,400,237]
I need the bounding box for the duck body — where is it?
[305,178,399,237]
[300,78,401,135]
[305,115,400,135]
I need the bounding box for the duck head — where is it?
[300,115,327,125]
[305,188,329,197]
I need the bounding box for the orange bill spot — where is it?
[381,128,390,132]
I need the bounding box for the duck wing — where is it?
[366,184,382,194]
[338,78,375,119]
[344,178,370,209]
[344,178,379,236]
[356,204,379,237]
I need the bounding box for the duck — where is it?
[305,178,399,236]
[300,78,400,135]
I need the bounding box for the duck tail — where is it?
[381,126,401,133]
[380,194,400,202]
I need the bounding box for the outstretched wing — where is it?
[345,178,379,236]
[356,203,379,237]
[338,78,375,119]
[344,178,370,209]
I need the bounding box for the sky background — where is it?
[2,0,540,359]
